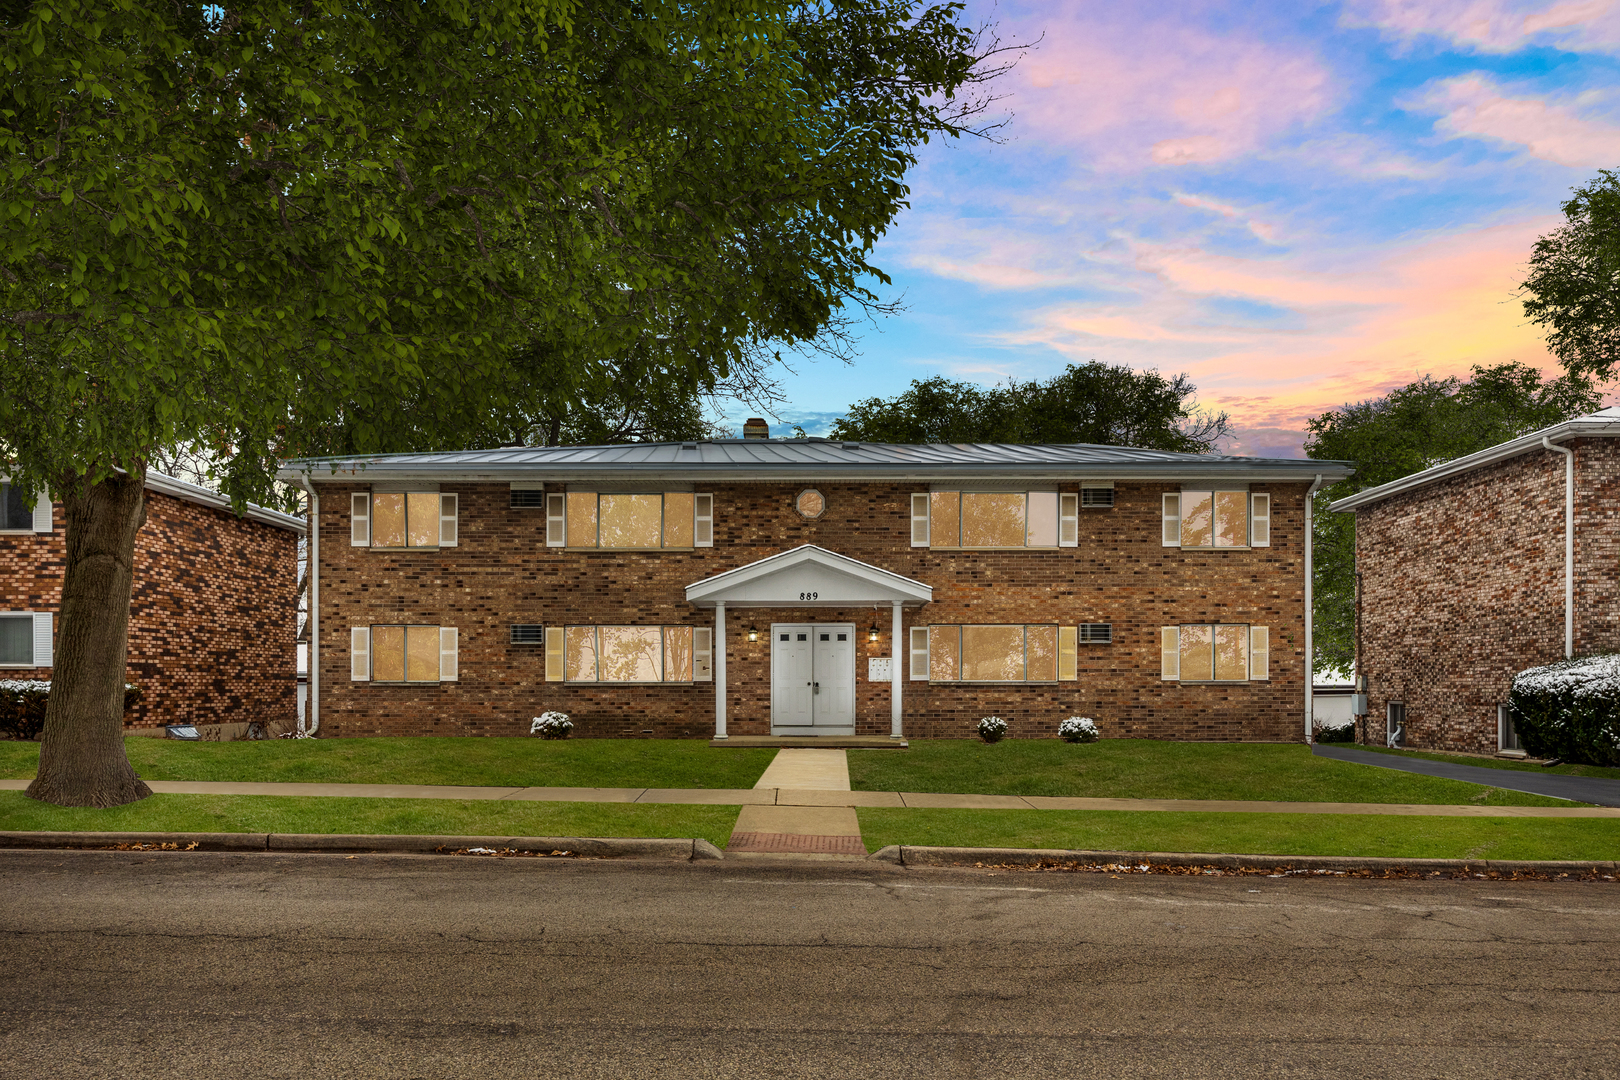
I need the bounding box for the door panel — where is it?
[812,627,855,731]
[771,625,814,729]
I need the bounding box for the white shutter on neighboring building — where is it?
[32,489,52,533]
[439,626,458,681]
[439,494,458,547]
[909,626,929,680]
[1160,627,1180,680]
[1250,493,1270,547]
[1161,494,1180,547]
[1058,493,1079,547]
[693,627,713,682]
[32,612,52,668]
[351,626,371,681]
[1249,626,1269,681]
[351,493,370,546]
[545,494,566,547]
[694,494,714,547]
[910,494,930,547]
[545,627,565,681]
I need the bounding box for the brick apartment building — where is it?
[283,434,1350,741]
[1330,406,1620,754]
[1,472,304,731]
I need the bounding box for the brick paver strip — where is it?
[1312,745,1620,807]
[727,831,868,854]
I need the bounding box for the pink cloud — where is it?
[1007,5,1334,168]
[1343,0,1620,53]
[1409,73,1620,165]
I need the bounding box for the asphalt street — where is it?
[2,850,1618,1079]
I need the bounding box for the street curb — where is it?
[866,845,1620,875]
[0,831,723,861]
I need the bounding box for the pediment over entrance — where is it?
[684,544,932,609]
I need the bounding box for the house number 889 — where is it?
[799,592,818,601]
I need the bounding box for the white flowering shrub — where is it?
[977,716,1008,743]
[530,711,574,740]
[1509,654,1620,765]
[1059,716,1099,743]
[0,680,142,741]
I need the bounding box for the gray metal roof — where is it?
[1329,406,1620,514]
[280,439,1352,484]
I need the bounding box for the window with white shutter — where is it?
[438,494,458,547]
[350,627,371,681]
[1058,625,1077,681]
[32,489,52,533]
[910,494,930,547]
[693,626,713,682]
[1159,626,1180,680]
[1161,494,1180,546]
[32,612,52,667]
[351,493,370,546]
[909,626,929,680]
[439,627,459,681]
[1249,626,1269,681]
[1250,493,1270,547]
[1058,494,1078,547]
[545,494,566,547]
[694,494,714,547]
[545,627,565,681]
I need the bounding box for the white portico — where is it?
[685,545,932,739]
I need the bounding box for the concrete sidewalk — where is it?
[3,777,1614,817]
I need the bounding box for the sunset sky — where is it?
[754,0,1620,456]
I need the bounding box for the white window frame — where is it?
[1059,493,1079,547]
[556,625,701,685]
[354,623,458,683]
[922,624,1061,684]
[693,627,713,682]
[1387,702,1406,746]
[0,611,50,668]
[1250,493,1270,547]
[909,626,929,680]
[358,491,451,550]
[1174,488,1252,551]
[439,494,458,548]
[1157,624,1267,683]
[0,481,51,534]
[546,494,566,547]
[910,494,930,547]
[1498,704,1519,752]
[1161,493,1181,547]
[927,490,1062,550]
[694,493,714,547]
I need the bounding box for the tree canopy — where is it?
[1304,362,1604,673]
[1523,170,1620,383]
[828,363,1231,450]
[0,0,1014,806]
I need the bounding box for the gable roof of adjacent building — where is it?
[144,472,306,534]
[1329,406,1620,514]
[279,440,1352,484]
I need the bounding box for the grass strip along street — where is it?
[846,741,1578,806]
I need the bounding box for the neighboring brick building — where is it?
[1330,407,1620,754]
[0,472,304,731]
[284,435,1349,741]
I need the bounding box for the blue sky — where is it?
[726,0,1620,455]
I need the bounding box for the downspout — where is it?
[1304,474,1324,742]
[294,474,320,735]
[1542,437,1574,659]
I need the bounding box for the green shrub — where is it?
[0,682,145,741]
[1314,722,1356,743]
[1509,655,1620,766]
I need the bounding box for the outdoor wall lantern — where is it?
[868,623,880,643]
[747,625,759,642]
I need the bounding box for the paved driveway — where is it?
[1313,743,1620,805]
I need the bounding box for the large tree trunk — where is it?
[26,471,153,808]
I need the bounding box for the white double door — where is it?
[770,623,855,736]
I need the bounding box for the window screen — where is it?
[0,615,32,665]
[1,485,31,530]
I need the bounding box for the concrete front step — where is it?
[710,736,907,748]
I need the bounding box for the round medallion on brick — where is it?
[795,489,825,519]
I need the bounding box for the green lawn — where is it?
[1354,745,1620,781]
[0,737,775,790]
[0,791,738,847]
[847,740,1576,806]
[856,808,1620,862]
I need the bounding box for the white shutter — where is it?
[1161,493,1180,546]
[439,626,458,681]
[545,626,565,681]
[351,626,371,681]
[546,494,566,547]
[909,626,929,680]
[910,494,930,547]
[694,494,714,547]
[32,489,52,533]
[1059,493,1078,547]
[693,626,713,682]
[1250,493,1270,547]
[1058,625,1077,681]
[439,494,458,547]
[1160,627,1180,681]
[351,493,370,546]
[32,612,52,668]
[1249,626,1269,682]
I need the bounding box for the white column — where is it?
[714,601,727,739]
[890,601,904,738]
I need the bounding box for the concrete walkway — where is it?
[735,750,863,855]
[3,776,1614,817]
[1313,744,1620,807]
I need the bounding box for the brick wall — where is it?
[1355,437,1620,753]
[0,488,298,729]
[315,480,1311,741]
